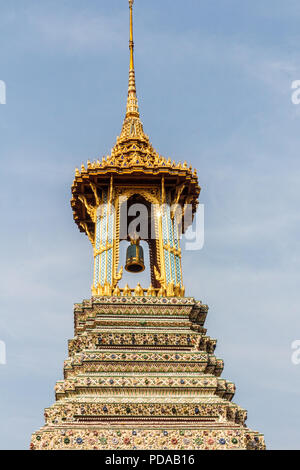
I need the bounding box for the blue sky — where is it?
[1,0,300,450]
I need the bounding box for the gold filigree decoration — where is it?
[78,195,97,223]
[163,243,182,258]
[134,283,144,296]
[94,243,113,258]
[90,182,101,206]
[114,266,123,287]
[154,266,165,286]
[146,284,156,297]
[123,284,132,297]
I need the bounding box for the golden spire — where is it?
[126,0,139,118]
[129,0,134,72]
[112,0,152,150]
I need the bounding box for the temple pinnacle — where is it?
[126,0,139,119]
[112,0,150,151]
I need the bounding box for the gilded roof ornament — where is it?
[70,0,201,240]
[111,0,153,157]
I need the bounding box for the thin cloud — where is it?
[29,10,127,54]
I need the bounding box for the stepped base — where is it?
[31,296,265,450]
[31,423,265,450]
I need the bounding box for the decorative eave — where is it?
[71,157,201,241]
[70,0,201,241]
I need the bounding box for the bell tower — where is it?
[71,0,200,298]
[31,1,265,451]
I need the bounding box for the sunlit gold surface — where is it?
[70,1,199,297]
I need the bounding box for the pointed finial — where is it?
[111,0,151,148]
[129,0,134,71]
[126,0,139,119]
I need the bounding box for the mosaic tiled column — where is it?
[161,193,183,292]
[93,190,115,294]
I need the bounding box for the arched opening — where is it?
[118,194,160,289]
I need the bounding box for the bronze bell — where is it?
[125,238,145,273]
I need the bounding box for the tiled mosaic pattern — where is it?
[31,297,265,450]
